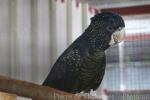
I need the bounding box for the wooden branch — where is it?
[0,92,16,100]
[0,75,83,100]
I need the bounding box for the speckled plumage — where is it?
[43,12,125,93]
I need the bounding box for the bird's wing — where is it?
[92,52,106,91]
[78,50,106,92]
[42,47,82,92]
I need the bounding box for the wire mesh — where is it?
[104,14,150,100]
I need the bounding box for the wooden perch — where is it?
[0,92,16,100]
[0,75,84,100]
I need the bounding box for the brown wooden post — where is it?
[0,75,84,100]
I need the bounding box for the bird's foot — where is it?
[75,91,96,100]
[90,89,97,97]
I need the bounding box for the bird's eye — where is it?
[107,26,115,32]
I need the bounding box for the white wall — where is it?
[0,0,94,97]
[0,0,96,99]
[0,0,10,76]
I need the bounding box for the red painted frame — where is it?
[101,5,150,15]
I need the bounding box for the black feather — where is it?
[43,12,125,93]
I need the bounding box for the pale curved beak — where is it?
[109,27,125,46]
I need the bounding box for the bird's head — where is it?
[88,12,125,50]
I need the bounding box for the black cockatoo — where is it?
[43,12,125,93]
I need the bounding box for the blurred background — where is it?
[0,0,150,100]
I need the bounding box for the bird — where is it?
[43,12,125,94]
